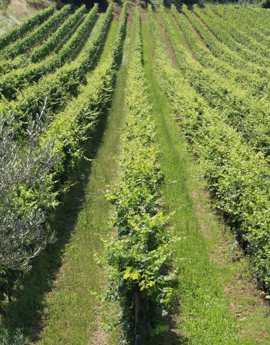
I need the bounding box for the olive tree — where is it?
[0,105,59,271]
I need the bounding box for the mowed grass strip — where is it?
[31,22,134,345]
[142,10,270,345]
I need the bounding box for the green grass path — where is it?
[141,11,270,345]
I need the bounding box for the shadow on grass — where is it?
[158,282,189,345]
[0,102,112,342]
[161,311,189,345]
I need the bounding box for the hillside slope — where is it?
[0,0,52,36]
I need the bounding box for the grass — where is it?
[97,19,119,64]
[0,14,18,36]
[141,9,270,345]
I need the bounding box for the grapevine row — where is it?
[172,5,264,93]
[0,4,86,76]
[162,7,270,157]
[0,5,55,51]
[157,6,270,295]
[0,3,113,131]
[105,7,174,344]
[41,2,127,185]
[0,1,126,301]
[0,5,71,60]
[148,6,242,342]
[0,4,98,100]
[197,6,270,60]
[30,4,86,63]
[171,6,269,97]
[186,5,268,69]
[209,5,270,39]
[172,5,263,78]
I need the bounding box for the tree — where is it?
[0,103,59,272]
[261,0,270,7]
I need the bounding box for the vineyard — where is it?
[1,1,270,344]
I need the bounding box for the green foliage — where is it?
[261,0,270,7]
[41,15,125,186]
[30,4,87,63]
[194,6,269,69]
[158,4,270,295]
[171,5,270,156]
[0,0,11,11]
[0,328,28,345]
[0,5,55,51]
[0,5,71,60]
[102,6,175,344]
[163,0,181,11]
[61,0,108,12]
[0,3,112,132]
[0,109,60,302]
[0,111,59,272]
[188,3,270,88]
[0,4,99,100]
[146,7,249,342]
[0,2,116,304]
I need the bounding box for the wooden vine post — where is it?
[135,284,140,344]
